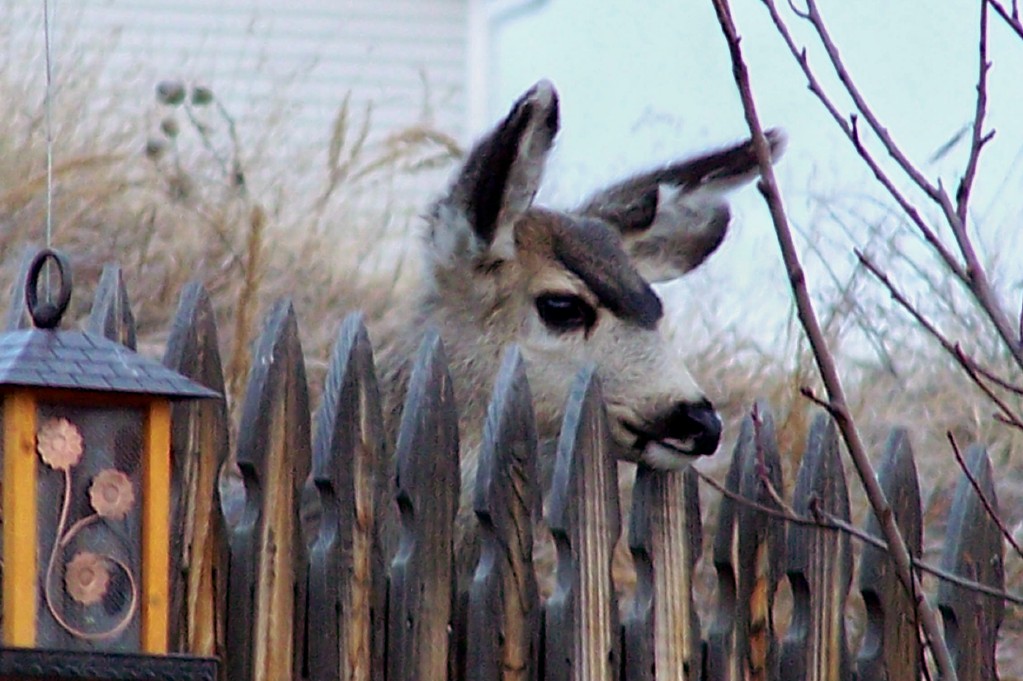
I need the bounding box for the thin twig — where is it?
[799,386,835,414]
[709,1,959,677]
[696,469,1023,606]
[956,345,1023,396]
[750,403,790,512]
[769,0,1023,373]
[800,0,941,201]
[759,0,968,284]
[956,0,993,226]
[952,346,1023,431]
[857,251,1023,430]
[1018,292,1023,347]
[987,0,1023,40]
[947,432,1023,562]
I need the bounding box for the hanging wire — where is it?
[43,0,55,249]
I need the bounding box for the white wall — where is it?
[65,0,469,145]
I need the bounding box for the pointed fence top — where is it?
[0,248,218,400]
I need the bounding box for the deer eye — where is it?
[535,293,596,333]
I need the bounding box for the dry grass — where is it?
[3,21,1022,669]
[0,26,462,413]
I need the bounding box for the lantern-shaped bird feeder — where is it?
[0,249,218,659]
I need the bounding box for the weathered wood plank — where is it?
[86,265,137,350]
[543,366,621,681]
[938,444,1004,681]
[623,465,702,681]
[704,403,784,681]
[704,411,748,681]
[735,403,785,681]
[162,283,229,668]
[306,314,386,681]
[779,413,851,681]
[224,300,311,681]
[855,429,921,681]
[465,346,541,681]
[5,246,39,330]
[387,329,460,681]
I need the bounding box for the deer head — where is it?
[420,80,783,470]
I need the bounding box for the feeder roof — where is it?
[0,328,218,399]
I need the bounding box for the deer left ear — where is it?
[426,80,560,266]
[578,130,785,282]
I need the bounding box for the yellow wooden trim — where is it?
[2,391,38,647]
[141,399,172,653]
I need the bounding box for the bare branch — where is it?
[800,0,942,200]
[709,1,959,677]
[769,0,1023,373]
[947,432,1023,562]
[799,385,836,414]
[751,403,796,513]
[955,344,1023,396]
[956,1,993,226]
[697,469,1023,606]
[1019,291,1023,347]
[857,251,1023,429]
[759,0,969,283]
[987,0,1023,40]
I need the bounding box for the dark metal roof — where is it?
[0,327,219,400]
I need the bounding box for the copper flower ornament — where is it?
[89,469,136,520]
[65,551,111,606]
[37,417,84,471]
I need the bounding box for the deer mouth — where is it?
[623,424,704,470]
[622,401,722,470]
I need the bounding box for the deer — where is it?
[372,80,783,584]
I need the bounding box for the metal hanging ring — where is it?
[25,248,72,330]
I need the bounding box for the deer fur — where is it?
[373,80,783,579]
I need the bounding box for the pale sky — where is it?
[492,0,1023,353]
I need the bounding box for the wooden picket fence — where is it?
[4,263,1009,681]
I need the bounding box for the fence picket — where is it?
[306,314,387,681]
[735,403,785,681]
[0,244,1015,681]
[86,265,137,349]
[465,346,541,681]
[779,413,851,681]
[162,283,229,665]
[623,465,702,681]
[225,300,311,681]
[855,429,921,681]
[387,330,460,681]
[704,415,748,681]
[543,366,621,681]
[938,444,1004,681]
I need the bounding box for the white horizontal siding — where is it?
[7,0,473,221]
[72,0,468,132]
[46,0,468,212]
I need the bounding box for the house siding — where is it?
[69,0,470,146]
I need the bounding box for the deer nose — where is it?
[656,398,722,457]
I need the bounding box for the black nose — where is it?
[658,398,722,456]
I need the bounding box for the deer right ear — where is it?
[426,80,559,266]
[578,130,786,282]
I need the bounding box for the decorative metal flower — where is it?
[65,551,110,606]
[89,469,136,520]
[37,418,84,471]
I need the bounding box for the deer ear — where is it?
[578,129,785,282]
[427,80,559,265]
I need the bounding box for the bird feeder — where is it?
[0,249,218,657]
